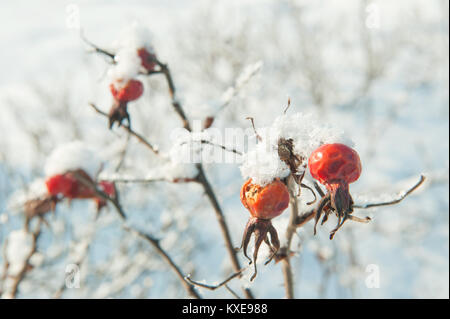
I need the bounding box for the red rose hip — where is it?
[308,143,361,185]
[240,178,290,220]
[110,79,143,103]
[308,143,368,239]
[240,178,290,280]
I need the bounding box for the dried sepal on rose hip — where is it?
[23,194,60,229]
[240,178,290,281]
[308,143,370,239]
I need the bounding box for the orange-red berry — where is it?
[110,79,143,103]
[240,178,290,220]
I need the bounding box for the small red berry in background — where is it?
[45,173,80,198]
[110,79,144,103]
[240,178,290,281]
[137,48,157,72]
[45,170,115,212]
[308,143,368,239]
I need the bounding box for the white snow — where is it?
[44,141,102,178]
[113,21,155,54]
[108,48,142,85]
[7,178,48,212]
[107,22,156,84]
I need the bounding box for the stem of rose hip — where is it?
[279,176,300,299]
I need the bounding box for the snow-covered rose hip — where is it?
[308,143,369,239]
[45,170,96,199]
[45,170,116,211]
[240,178,290,281]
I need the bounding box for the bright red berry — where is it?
[137,48,156,72]
[110,79,143,103]
[45,170,96,199]
[308,143,361,186]
[45,173,78,198]
[308,143,365,239]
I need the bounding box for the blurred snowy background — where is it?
[0,0,448,298]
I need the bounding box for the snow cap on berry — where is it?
[44,141,101,179]
[108,48,142,86]
[114,21,155,54]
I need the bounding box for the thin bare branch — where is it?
[88,103,160,155]
[185,269,243,291]
[180,139,243,156]
[279,176,300,299]
[8,220,42,298]
[246,117,262,142]
[100,177,167,184]
[80,30,115,61]
[124,226,201,299]
[353,175,425,209]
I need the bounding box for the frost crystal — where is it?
[240,112,352,186]
[44,141,101,178]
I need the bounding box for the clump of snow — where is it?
[6,229,34,276]
[44,141,101,178]
[108,48,142,85]
[113,21,155,54]
[240,112,352,186]
[107,22,156,84]
[163,150,199,182]
[240,139,291,186]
